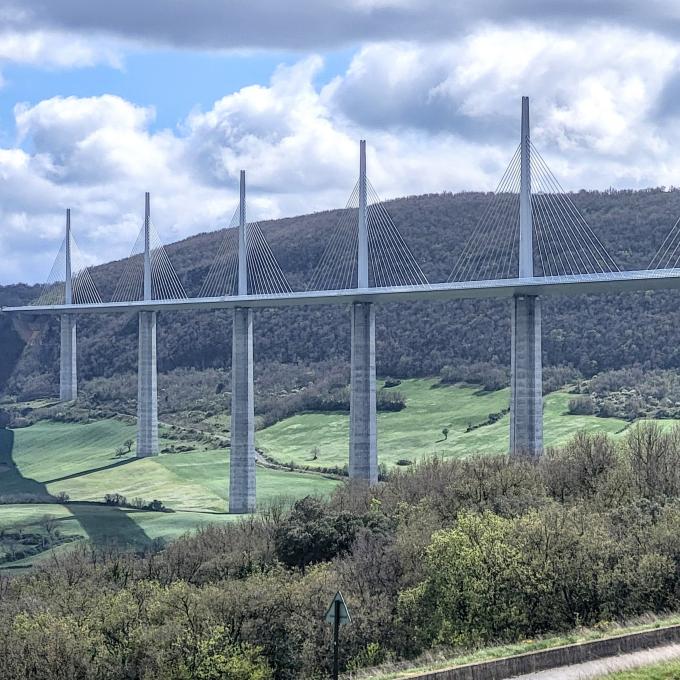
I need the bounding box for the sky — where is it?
[2,0,680,283]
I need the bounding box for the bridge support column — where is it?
[510,294,542,458]
[349,301,377,484]
[230,307,255,513]
[137,310,158,457]
[59,315,77,401]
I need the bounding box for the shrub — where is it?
[377,390,406,412]
[440,362,509,391]
[568,396,595,415]
[104,493,127,507]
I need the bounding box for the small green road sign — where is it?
[325,591,351,626]
[326,591,351,679]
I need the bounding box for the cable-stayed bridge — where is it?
[5,97,680,513]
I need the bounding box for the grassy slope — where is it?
[257,379,635,468]
[355,615,680,679]
[3,378,678,564]
[0,418,339,566]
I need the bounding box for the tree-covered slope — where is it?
[5,187,680,398]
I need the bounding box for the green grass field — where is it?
[2,377,678,566]
[0,417,340,567]
[257,379,636,469]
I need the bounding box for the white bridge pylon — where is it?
[449,118,620,283]
[111,193,187,303]
[32,209,102,307]
[307,148,429,292]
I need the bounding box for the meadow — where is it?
[257,378,636,469]
[0,417,339,567]
[2,377,678,566]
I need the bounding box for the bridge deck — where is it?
[4,269,680,315]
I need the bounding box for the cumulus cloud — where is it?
[328,27,680,151]
[4,21,680,284]
[0,29,121,69]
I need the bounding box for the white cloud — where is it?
[184,57,357,196]
[326,26,680,190]
[328,27,680,151]
[0,30,121,69]
[4,24,680,285]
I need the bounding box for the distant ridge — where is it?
[3,186,680,398]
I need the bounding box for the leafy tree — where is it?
[195,627,272,680]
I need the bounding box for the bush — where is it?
[440,362,509,391]
[104,493,127,507]
[103,494,168,512]
[7,429,680,678]
[568,396,595,415]
[543,365,583,394]
[377,390,406,412]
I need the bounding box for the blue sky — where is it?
[0,48,355,142]
[2,1,680,283]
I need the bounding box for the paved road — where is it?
[511,642,680,678]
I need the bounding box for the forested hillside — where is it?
[4,187,680,400]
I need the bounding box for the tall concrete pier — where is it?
[59,209,77,401]
[137,192,159,457]
[229,170,256,513]
[510,97,543,457]
[349,140,378,484]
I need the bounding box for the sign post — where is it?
[325,591,351,680]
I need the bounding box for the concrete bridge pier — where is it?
[510,295,542,457]
[348,140,378,484]
[59,314,77,401]
[229,306,256,513]
[136,192,159,457]
[509,96,543,459]
[349,301,378,483]
[137,310,159,456]
[59,208,77,402]
[229,170,256,513]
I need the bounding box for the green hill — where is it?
[256,378,647,470]
[4,187,680,411]
[4,374,675,568]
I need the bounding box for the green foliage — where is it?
[568,396,595,415]
[577,368,680,420]
[7,427,680,677]
[194,627,272,680]
[274,496,390,570]
[440,361,509,391]
[399,503,680,649]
